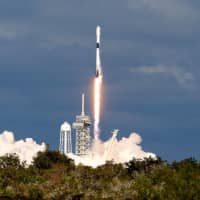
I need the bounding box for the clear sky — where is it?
[0,0,199,161]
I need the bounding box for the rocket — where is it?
[96,26,103,78]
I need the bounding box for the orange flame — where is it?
[94,76,102,140]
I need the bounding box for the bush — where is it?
[33,150,75,170]
[33,152,52,169]
[28,187,43,200]
[0,154,22,169]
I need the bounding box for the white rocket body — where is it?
[96,26,103,78]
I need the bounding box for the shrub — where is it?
[0,154,22,169]
[28,187,43,200]
[33,151,52,169]
[33,150,74,170]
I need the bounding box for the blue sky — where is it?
[0,0,199,161]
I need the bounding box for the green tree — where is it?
[33,150,75,170]
[0,154,22,169]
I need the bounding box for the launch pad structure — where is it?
[73,94,91,156]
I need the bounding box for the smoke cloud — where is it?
[0,130,46,165]
[0,130,155,168]
[68,131,156,168]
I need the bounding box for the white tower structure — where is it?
[73,94,91,156]
[59,121,72,155]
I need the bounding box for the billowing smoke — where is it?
[0,130,155,168]
[0,130,46,165]
[68,130,156,168]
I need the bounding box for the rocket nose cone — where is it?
[96,26,101,36]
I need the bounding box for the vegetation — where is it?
[0,151,199,199]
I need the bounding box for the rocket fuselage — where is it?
[96,26,103,78]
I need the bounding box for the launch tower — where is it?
[59,121,72,155]
[73,94,91,156]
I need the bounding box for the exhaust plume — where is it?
[68,130,156,168]
[93,76,102,139]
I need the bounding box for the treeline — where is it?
[0,151,199,199]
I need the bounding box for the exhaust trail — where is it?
[94,76,102,139]
[94,26,103,140]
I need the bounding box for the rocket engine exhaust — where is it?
[94,26,103,140]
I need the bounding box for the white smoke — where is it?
[68,131,156,168]
[0,130,46,165]
[0,130,155,168]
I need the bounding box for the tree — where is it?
[32,150,75,170]
[0,154,22,169]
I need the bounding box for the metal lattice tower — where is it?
[59,121,72,155]
[73,94,91,156]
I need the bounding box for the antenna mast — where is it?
[81,93,85,116]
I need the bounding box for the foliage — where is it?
[0,152,199,199]
[33,150,74,170]
[0,154,23,169]
[28,186,43,200]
